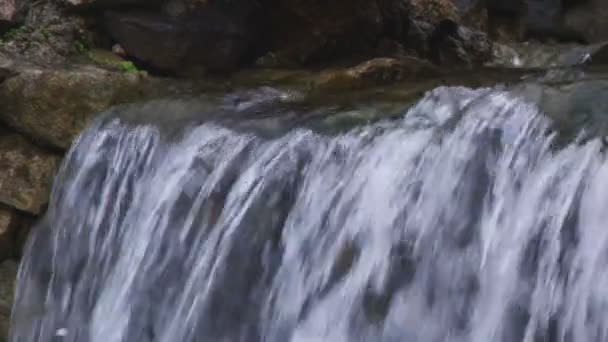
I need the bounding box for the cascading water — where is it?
[9,86,608,342]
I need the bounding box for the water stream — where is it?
[9,86,608,342]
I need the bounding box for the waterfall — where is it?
[10,86,608,342]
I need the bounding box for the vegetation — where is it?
[118,61,139,74]
[73,40,89,54]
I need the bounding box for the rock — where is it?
[263,0,408,66]
[510,79,608,143]
[104,1,268,74]
[0,207,19,261]
[407,18,492,66]
[0,260,17,342]
[410,0,459,23]
[0,1,92,66]
[0,62,208,149]
[565,0,608,43]
[106,0,411,72]
[0,132,60,215]
[315,57,441,91]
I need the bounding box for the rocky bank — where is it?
[0,0,608,340]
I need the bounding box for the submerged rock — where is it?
[0,132,59,215]
[104,1,268,74]
[315,57,440,90]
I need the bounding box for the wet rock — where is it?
[0,132,60,215]
[0,259,17,342]
[315,57,440,91]
[0,1,92,66]
[0,62,207,149]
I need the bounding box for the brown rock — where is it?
[0,133,60,215]
[105,0,269,74]
[0,208,18,262]
[315,57,441,91]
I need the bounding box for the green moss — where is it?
[73,40,89,54]
[118,61,139,74]
[3,26,28,41]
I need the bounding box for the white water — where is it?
[10,87,608,342]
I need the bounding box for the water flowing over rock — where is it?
[10,85,608,342]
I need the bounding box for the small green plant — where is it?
[40,28,50,41]
[118,61,139,74]
[3,25,28,41]
[73,40,89,54]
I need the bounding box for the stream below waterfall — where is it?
[9,66,608,342]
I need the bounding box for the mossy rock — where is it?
[0,64,211,150]
[85,49,143,74]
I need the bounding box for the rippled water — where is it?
[10,86,608,342]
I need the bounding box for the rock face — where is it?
[103,0,412,72]
[104,7,265,74]
[0,132,59,215]
[0,260,17,342]
[0,207,24,262]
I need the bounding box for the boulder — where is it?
[104,1,268,74]
[0,132,60,215]
[0,61,208,149]
[0,260,17,342]
[0,1,91,66]
[260,0,408,66]
[104,0,411,72]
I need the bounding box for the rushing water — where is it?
[10,86,608,342]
